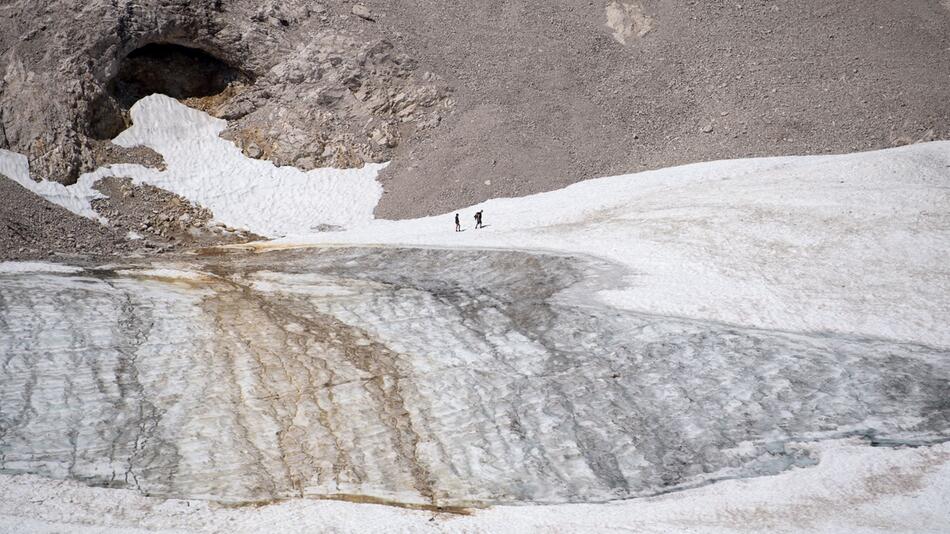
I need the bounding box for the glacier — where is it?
[1,247,946,509]
[1,95,948,532]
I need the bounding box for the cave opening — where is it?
[87,43,250,140]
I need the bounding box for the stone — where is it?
[245,142,262,159]
[396,103,417,118]
[605,1,654,46]
[351,4,374,21]
[293,156,316,168]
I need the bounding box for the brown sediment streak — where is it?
[197,269,437,504]
[217,493,475,515]
[271,298,438,503]
[312,493,473,515]
[199,283,285,499]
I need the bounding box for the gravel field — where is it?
[0,177,137,261]
[366,0,950,217]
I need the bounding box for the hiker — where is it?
[474,210,483,229]
[454,213,461,232]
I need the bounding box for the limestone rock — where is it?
[0,0,451,184]
[351,4,375,21]
[605,1,653,46]
[245,142,262,159]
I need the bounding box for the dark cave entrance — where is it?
[87,43,251,139]
[111,43,248,106]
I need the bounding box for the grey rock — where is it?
[351,4,374,21]
[245,142,262,159]
[293,156,316,168]
[220,100,255,121]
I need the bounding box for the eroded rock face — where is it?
[0,0,451,184]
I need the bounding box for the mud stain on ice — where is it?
[0,247,948,509]
[199,270,437,504]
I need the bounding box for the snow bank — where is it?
[0,149,105,222]
[1,439,947,533]
[266,141,950,348]
[85,94,385,236]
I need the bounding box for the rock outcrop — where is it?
[0,0,451,184]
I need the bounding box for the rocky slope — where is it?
[0,0,450,184]
[0,177,134,260]
[368,0,950,217]
[1,0,948,235]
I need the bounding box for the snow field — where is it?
[269,141,950,348]
[2,96,947,347]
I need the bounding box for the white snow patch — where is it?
[81,94,386,237]
[0,262,83,274]
[0,149,106,222]
[270,141,950,348]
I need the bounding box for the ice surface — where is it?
[1,248,946,509]
[0,261,84,274]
